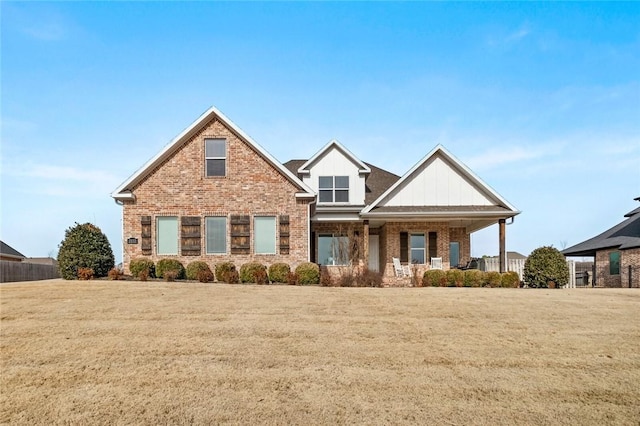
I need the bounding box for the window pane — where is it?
[335,176,349,189]
[319,190,333,202]
[318,235,333,265]
[335,236,350,265]
[335,190,349,203]
[255,216,276,254]
[205,138,226,157]
[206,217,226,254]
[206,159,225,176]
[609,252,620,275]
[450,242,460,268]
[410,234,425,249]
[157,217,178,255]
[319,176,333,189]
[411,249,425,265]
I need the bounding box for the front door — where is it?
[369,235,380,272]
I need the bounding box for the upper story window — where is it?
[205,138,226,177]
[319,176,349,203]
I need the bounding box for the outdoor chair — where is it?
[430,257,443,270]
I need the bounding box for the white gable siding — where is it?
[301,147,366,205]
[379,155,495,207]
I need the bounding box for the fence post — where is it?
[566,260,576,289]
[630,265,633,288]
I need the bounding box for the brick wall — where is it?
[621,248,640,288]
[121,117,310,274]
[595,249,622,287]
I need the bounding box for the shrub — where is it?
[197,269,214,283]
[138,269,149,282]
[254,268,269,285]
[355,268,383,288]
[156,259,186,280]
[57,222,115,280]
[215,262,239,284]
[240,262,268,284]
[446,269,464,287]
[337,270,355,287]
[186,261,212,281]
[77,267,94,280]
[484,271,502,288]
[164,270,178,282]
[501,271,521,288]
[130,258,155,279]
[287,272,299,286]
[108,267,124,281]
[524,246,569,288]
[295,262,320,285]
[320,269,334,287]
[268,263,290,283]
[463,270,484,287]
[423,269,447,287]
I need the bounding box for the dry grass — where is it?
[1,280,639,425]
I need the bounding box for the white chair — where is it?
[402,263,413,277]
[430,257,443,270]
[392,257,405,277]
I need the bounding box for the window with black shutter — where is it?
[399,232,408,263]
[141,216,152,255]
[230,215,250,254]
[279,215,290,255]
[181,217,201,256]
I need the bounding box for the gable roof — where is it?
[112,106,315,200]
[297,139,371,175]
[1,241,25,259]
[563,199,640,257]
[362,144,520,216]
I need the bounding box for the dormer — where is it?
[298,140,371,206]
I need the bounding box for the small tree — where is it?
[523,246,569,288]
[57,223,115,280]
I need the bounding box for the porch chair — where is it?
[430,257,443,270]
[402,263,413,277]
[392,257,405,277]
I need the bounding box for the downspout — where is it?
[307,199,317,263]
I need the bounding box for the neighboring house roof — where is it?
[112,106,315,200]
[562,198,640,257]
[0,241,26,260]
[297,139,371,176]
[487,251,527,260]
[362,144,520,217]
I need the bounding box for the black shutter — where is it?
[428,232,438,259]
[400,232,408,263]
[181,217,201,256]
[279,215,290,255]
[141,216,152,255]
[230,215,250,255]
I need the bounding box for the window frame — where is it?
[318,234,350,266]
[156,216,179,255]
[410,233,426,264]
[254,216,277,255]
[204,138,227,177]
[318,175,349,203]
[205,216,227,254]
[609,251,620,276]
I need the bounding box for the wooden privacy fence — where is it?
[480,258,579,288]
[0,261,60,283]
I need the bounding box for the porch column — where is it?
[363,220,369,269]
[499,219,506,273]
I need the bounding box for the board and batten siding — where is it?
[379,155,495,207]
[301,147,366,205]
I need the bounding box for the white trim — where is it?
[297,139,371,175]
[111,106,314,200]
[361,144,519,214]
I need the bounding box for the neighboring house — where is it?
[112,106,520,279]
[563,197,640,288]
[0,241,26,262]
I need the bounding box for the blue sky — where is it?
[2,2,639,262]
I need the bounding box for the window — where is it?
[205,138,226,177]
[254,216,276,254]
[609,251,620,275]
[206,217,226,254]
[318,234,349,265]
[157,216,178,255]
[450,242,460,268]
[319,176,349,203]
[410,234,425,264]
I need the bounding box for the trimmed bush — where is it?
[446,269,464,287]
[268,263,290,283]
[156,259,186,280]
[524,246,569,288]
[423,269,447,287]
[186,261,212,281]
[215,262,239,284]
[484,271,502,288]
[463,269,484,287]
[164,270,178,282]
[501,271,520,288]
[197,269,214,283]
[287,271,299,285]
[57,222,115,280]
[108,267,124,281]
[295,262,320,285]
[130,258,155,279]
[240,262,268,284]
[77,267,94,280]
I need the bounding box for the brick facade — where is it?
[121,117,310,274]
[596,248,640,288]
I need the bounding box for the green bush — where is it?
[463,270,484,287]
[215,262,239,284]
[156,259,186,280]
[130,258,155,279]
[523,246,569,288]
[186,261,212,281]
[446,269,464,287]
[240,262,268,284]
[484,271,502,287]
[501,271,521,288]
[295,262,320,285]
[268,263,291,283]
[57,222,115,280]
[423,269,447,287]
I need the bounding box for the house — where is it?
[0,241,26,262]
[112,106,520,281]
[562,197,640,288]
